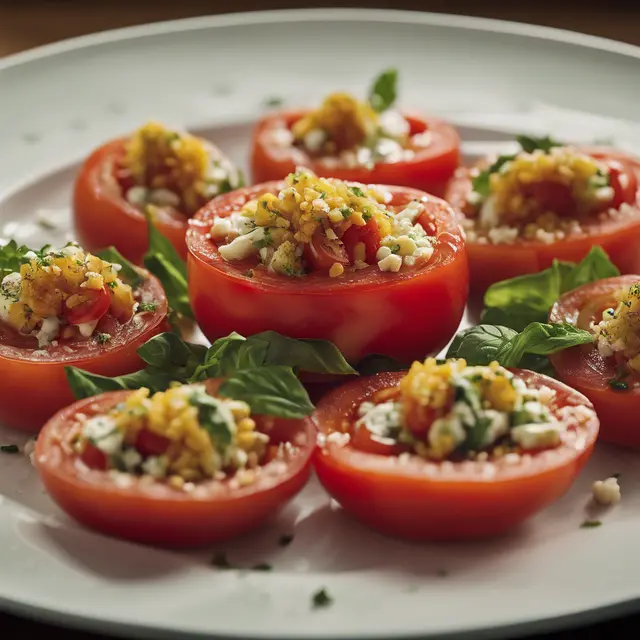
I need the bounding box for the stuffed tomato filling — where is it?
[590,281,640,383]
[209,168,436,277]
[0,242,155,351]
[460,136,639,245]
[348,359,594,460]
[116,122,244,216]
[264,70,433,169]
[72,383,288,492]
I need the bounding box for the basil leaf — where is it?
[219,366,314,418]
[189,387,233,448]
[137,332,207,369]
[65,366,175,400]
[253,331,357,375]
[0,240,31,279]
[482,247,619,331]
[446,325,517,365]
[496,322,593,368]
[190,333,249,380]
[516,134,564,154]
[356,353,408,375]
[368,68,398,113]
[142,212,193,319]
[96,246,143,288]
[471,154,514,198]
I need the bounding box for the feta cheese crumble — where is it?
[592,476,621,505]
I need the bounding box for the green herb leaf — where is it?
[516,134,564,154]
[368,68,398,113]
[96,246,143,288]
[219,366,314,419]
[471,154,514,198]
[482,247,619,331]
[137,332,206,369]
[263,96,284,108]
[580,519,602,529]
[252,563,273,572]
[312,588,333,609]
[349,186,366,198]
[189,387,234,449]
[0,240,31,279]
[142,212,193,319]
[356,353,408,376]
[446,325,518,365]
[0,444,19,454]
[496,322,593,368]
[65,366,176,400]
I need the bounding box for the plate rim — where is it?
[1,7,640,640]
[2,7,640,75]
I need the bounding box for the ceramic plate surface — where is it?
[1,8,640,640]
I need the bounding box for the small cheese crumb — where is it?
[378,253,402,273]
[592,476,621,506]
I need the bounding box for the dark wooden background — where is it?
[2,1,640,639]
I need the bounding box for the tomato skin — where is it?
[313,370,598,541]
[446,149,640,301]
[64,286,111,325]
[251,110,460,198]
[187,183,468,364]
[549,274,640,448]
[73,139,188,265]
[35,387,315,548]
[0,272,169,433]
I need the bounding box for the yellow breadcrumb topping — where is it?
[79,384,269,484]
[593,282,640,372]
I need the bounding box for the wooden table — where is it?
[2,1,640,638]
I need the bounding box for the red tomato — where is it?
[64,286,111,325]
[186,183,468,364]
[342,218,382,264]
[135,429,171,457]
[80,443,108,471]
[313,370,598,541]
[251,110,460,197]
[549,274,640,448]
[35,386,315,548]
[0,271,169,432]
[304,229,349,271]
[445,148,640,300]
[73,138,189,265]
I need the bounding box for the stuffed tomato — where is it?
[549,274,640,448]
[187,168,468,364]
[35,380,314,547]
[251,70,460,197]
[445,136,640,298]
[73,122,244,264]
[0,242,168,431]
[314,358,598,541]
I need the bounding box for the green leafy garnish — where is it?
[138,301,158,313]
[190,387,234,449]
[95,333,111,345]
[608,374,629,391]
[368,68,398,113]
[96,246,143,288]
[580,520,602,529]
[349,186,366,198]
[263,96,284,108]
[219,366,314,419]
[0,444,19,454]
[0,241,54,279]
[481,247,620,331]
[471,134,565,198]
[312,588,333,609]
[447,323,593,369]
[142,211,193,320]
[252,563,273,572]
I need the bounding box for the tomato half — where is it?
[0,271,169,432]
[73,139,189,265]
[251,110,460,198]
[35,387,315,547]
[549,274,640,448]
[445,148,640,300]
[313,370,599,541]
[186,183,468,364]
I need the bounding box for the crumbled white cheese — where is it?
[511,422,563,450]
[592,476,621,505]
[428,416,466,454]
[141,456,168,478]
[126,186,149,207]
[378,253,403,273]
[148,188,181,208]
[356,401,402,438]
[219,227,267,261]
[35,317,61,347]
[76,319,99,338]
[83,415,123,455]
[379,110,410,139]
[303,128,326,153]
[0,272,21,320]
[487,226,519,245]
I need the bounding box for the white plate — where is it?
[2,8,640,640]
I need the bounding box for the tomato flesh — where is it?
[35,387,315,548]
[304,229,349,271]
[313,370,598,541]
[187,183,468,364]
[80,443,108,471]
[64,286,111,325]
[135,429,171,456]
[342,218,382,264]
[549,274,640,448]
[251,110,460,197]
[445,148,640,301]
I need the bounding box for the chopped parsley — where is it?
[389,244,401,254]
[278,533,294,546]
[349,186,366,198]
[211,553,234,569]
[95,333,112,345]
[362,211,373,222]
[252,563,273,572]
[580,519,602,529]
[312,588,333,609]
[608,370,629,391]
[0,444,19,454]
[263,96,284,108]
[106,281,118,290]
[253,228,272,250]
[340,207,353,219]
[138,301,157,313]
